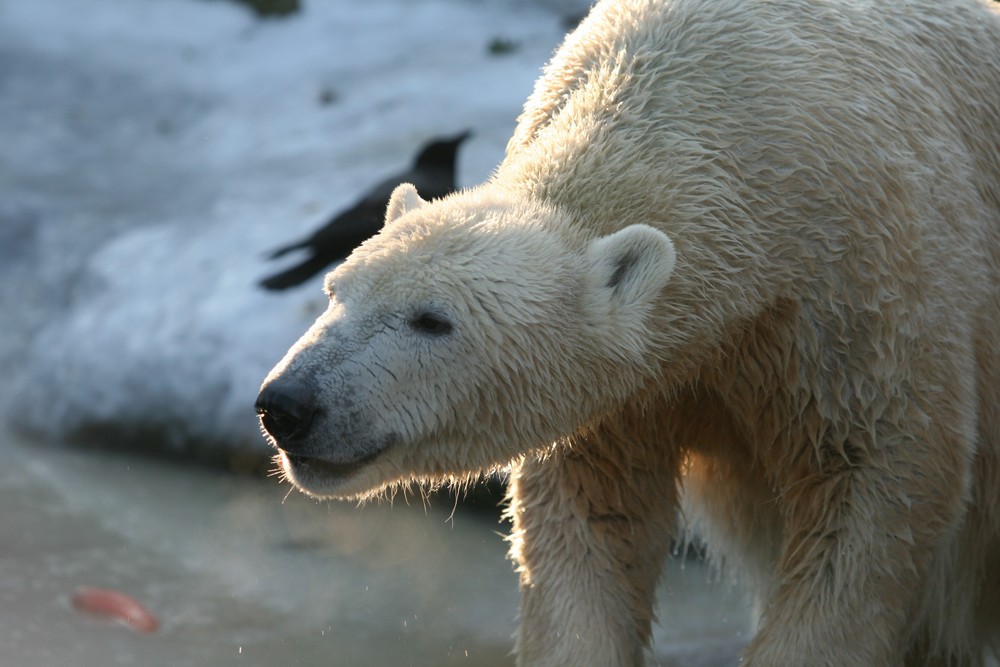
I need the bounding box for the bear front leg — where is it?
[507,413,680,667]
[742,426,970,666]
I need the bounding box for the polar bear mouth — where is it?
[284,450,385,479]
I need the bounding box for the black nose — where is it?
[255,380,318,447]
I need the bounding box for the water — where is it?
[0,432,749,667]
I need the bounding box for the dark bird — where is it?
[260,131,470,290]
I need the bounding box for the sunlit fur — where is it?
[261,183,679,501]
[260,0,1000,664]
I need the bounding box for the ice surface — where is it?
[0,428,747,666]
[0,0,575,457]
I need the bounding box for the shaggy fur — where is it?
[258,0,1000,664]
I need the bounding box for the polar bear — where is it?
[256,0,1000,664]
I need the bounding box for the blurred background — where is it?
[0,0,749,664]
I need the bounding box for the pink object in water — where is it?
[72,586,159,633]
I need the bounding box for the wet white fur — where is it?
[264,0,1000,664]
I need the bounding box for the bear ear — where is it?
[585,224,676,316]
[385,183,427,224]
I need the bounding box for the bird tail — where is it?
[266,239,310,260]
[259,253,336,290]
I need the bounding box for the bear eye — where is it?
[409,312,453,336]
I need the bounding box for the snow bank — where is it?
[0,0,577,460]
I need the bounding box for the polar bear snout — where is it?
[255,378,319,451]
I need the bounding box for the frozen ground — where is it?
[0,0,751,664]
[0,428,749,667]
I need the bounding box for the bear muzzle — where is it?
[255,378,319,451]
[257,377,395,495]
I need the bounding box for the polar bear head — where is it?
[256,183,676,499]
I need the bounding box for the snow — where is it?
[0,0,585,457]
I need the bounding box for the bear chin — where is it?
[278,450,388,499]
